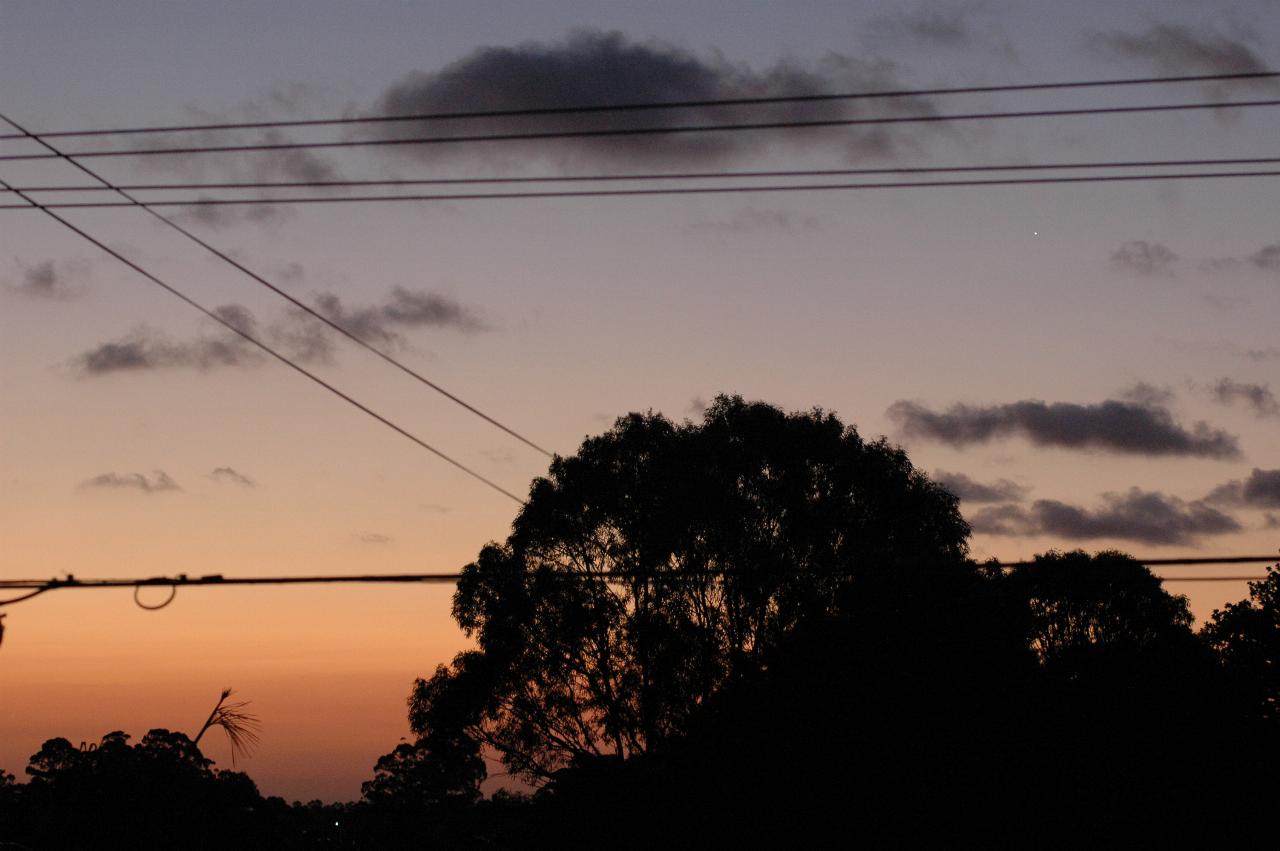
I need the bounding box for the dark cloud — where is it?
[1243,347,1280,362]
[1264,513,1280,530]
[1208,378,1279,418]
[887,398,1240,458]
[314,287,487,349]
[80,471,182,494]
[356,532,393,544]
[418,503,451,514]
[1110,241,1178,276]
[688,207,820,237]
[970,488,1241,545]
[75,325,263,375]
[373,30,937,167]
[76,289,486,375]
[1087,25,1270,77]
[934,470,1029,504]
[967,503,1034,536]
[1251,243,1280,271]
[6,259,90,300]
[381,287,487,332]
[175,199,293,231]
[1206,468,1280,509]
[210,467,256,487]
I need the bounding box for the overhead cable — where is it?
[6,155,1280,195]
[2,70,1275,140]
[3,169,1278,211]
[0,113,554,458]
[2,99,1279,163]
[0,177,526,505]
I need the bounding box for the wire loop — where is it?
[133,583,178,611]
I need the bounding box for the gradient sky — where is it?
[2,0,1278,802]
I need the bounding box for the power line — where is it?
[7,155,1280,195]
[3,71,1275,140]
[0,177,527,505]
[1,556,1272,607]
[0,114,553,458]
[3,169,1278,212]
[3,99,1278,163]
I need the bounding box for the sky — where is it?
[1,0,1278,802]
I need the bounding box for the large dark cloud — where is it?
[887,398,1240,458]
[1110,241,1178,276]
[75,289,487,375]
[933,470,1028,504]
[1206,468,1280,509]
[1209,378,1279,418]
[1087,24,1270,77]
[80,471,182,494]
[969,488,1241,545]
[372,30,937,167]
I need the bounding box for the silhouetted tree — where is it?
[1006,549,1195,665]
[410,395,970,783]
[1203,564,1280,722]
[362,736,484,809]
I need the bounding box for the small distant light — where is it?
[334,821,340,827]
[1033,231,1039,236]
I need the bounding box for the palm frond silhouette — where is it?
[193,688,261,767]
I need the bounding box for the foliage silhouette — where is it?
[1203,563,1280,722]
[408,395,969,782]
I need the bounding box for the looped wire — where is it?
[133,583,178,611]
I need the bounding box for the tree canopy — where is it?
[409,395,970,781]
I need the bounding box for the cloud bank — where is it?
[373,30,937,167]
[969,488,1240,545]
[75,289,487,375]
[887,398,1240,458]
[1206,468,1280,509]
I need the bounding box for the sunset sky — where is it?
[1,0,1277,802]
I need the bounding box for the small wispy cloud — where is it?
[1087,24,1271,78]
[210,467,256,487]
[933,470,1029,504]
[80,471,182,494]
[1207,378,1279,418]
[688,207,820,238]
[356,532,394,544]
[1110,241,1178,276]
[6,259,91,300]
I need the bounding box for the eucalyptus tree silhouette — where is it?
[408,395,969,784]
[1203,563,1280,722]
